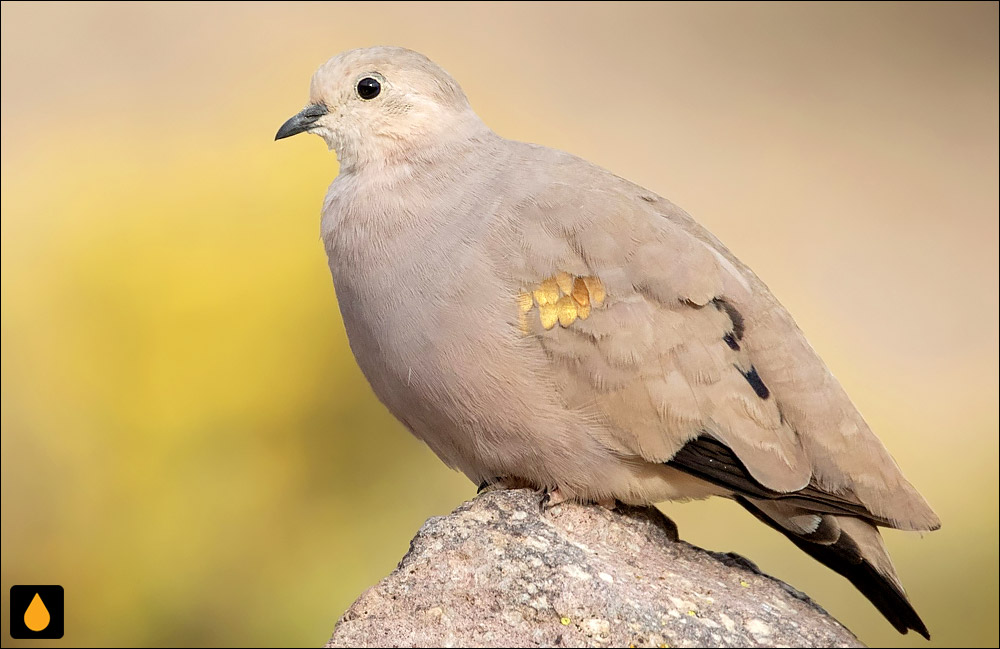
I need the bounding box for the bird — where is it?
[275,46,939,638]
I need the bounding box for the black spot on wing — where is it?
[723,332,740,351]
[712,298,745,340]
[740,365,770,399]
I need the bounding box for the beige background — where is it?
[2,2,997,647]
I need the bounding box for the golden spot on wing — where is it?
[538,302,559,330]
[556,295,578,327]
[519,272,606,334]
[555,271,574,295]
[583,276,606,305]
[533,278,560,306]
[572,277,590,306]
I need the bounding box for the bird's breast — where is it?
[325,213,520,461]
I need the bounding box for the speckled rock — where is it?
[326,488,864,648]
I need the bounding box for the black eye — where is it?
[357,77,381,100]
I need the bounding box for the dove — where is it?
[276,46,939,638]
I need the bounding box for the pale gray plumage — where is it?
[276,46,939,638]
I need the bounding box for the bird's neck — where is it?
[322,119,504,278]
[336,111,496,176]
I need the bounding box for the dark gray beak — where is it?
[275,104,328,140]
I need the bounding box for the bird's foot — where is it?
[477,478,500,494]
[477,476,533,494]
[538,488,619,513]
[539,486,571,512]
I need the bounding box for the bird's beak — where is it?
[275,104,328,140]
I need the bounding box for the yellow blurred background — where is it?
[1,2,996,647]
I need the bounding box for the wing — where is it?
[490,144,939,532]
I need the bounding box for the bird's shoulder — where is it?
[488,139,759,316]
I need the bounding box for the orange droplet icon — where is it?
[24,592,51,632]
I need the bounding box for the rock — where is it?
[326,488,863,648]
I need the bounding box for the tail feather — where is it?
[736,496,930,640]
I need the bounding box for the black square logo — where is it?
[9,585,64,639]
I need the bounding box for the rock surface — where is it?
[326,488,863,648]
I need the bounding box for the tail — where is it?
[736,497,930,640]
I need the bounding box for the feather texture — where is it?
[287,46,940,637]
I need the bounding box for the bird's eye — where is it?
[357,77,381,100]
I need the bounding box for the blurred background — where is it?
[1,2,996,647]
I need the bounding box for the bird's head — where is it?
[275,46,484,170]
